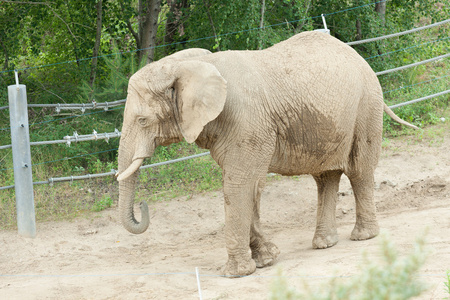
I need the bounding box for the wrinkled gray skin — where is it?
[117,31,418,277]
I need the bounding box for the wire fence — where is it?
[345,18,450,46]
[0,129,121,150]
[0,18,449,191]
[0,99,126,112]
[375,53,450,76]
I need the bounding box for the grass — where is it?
[380,26,449,136]
[381,106,449,156]
[91,194,114,212]
[0,178,119,229]
[445,270,450,299]
[136,142,223,202]
[0,141,222,229]
[269,233,428,300]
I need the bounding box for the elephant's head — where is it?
[116,49,227,234]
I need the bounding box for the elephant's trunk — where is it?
[117,146,150,234]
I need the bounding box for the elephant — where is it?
[116,31,418,277]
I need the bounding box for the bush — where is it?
[270,233,428,300]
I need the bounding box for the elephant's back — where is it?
[267,31,365,63]
[264,31,377,88]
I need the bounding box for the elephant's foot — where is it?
[350,220,379,241]
[251,241,280,268]
[222,252,256,278]
[312,232,339,249]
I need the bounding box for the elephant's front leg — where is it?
[250,177,280,268]
[222,181,257,277]
[218,140,276,277]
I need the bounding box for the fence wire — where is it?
[375,53,450,76]
[1,102,126,112]
[28,99,126,112]
[383,74,450,95]
[389,90,450,109]
[364,36,450,61]
[346,18,450,45]
[0,129,120,150]
[0,152,211,190]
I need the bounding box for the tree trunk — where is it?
[164,0,178,54]
[202,0,220,51]
[375,1,386,25]
[258,0,266,50]
[89,0,103,88]
[375,1,387,56]
[295,0,312,34]
[0,34,9,71]
[356,19,362,41]
[62,1,81,67]
[164,0,189,55]
[137,0,162,65]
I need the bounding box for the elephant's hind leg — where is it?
[312,170,342,249]
[348,170,379,240]
[250,177,280,268]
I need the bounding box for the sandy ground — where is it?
[1,124,450,300]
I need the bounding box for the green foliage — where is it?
[137,142,222,202]
[165,0,313,53]
[92,194,113,212]
[77,46,143,103]
[382,57,450,135]
[270,233,428,300]
[445,270,450,298]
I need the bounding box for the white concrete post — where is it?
[8,84,36,238]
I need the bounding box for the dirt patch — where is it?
[1,124,450,300]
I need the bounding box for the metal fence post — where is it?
[8,84,36,238]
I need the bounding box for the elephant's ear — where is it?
[174,60,227,143]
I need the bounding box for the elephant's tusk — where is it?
[117,158,144,181]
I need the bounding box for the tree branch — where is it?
[126,19,140,46]
[119,2,140,48]
[295,0,312,34]
[259,0,266,50]
[48,2,77,42]
[89,0,103,88]
[202,0,220,51]
[0,34,9,71]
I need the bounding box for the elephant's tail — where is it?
[383,104,420,130]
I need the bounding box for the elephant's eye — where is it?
[137,117,148,127]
